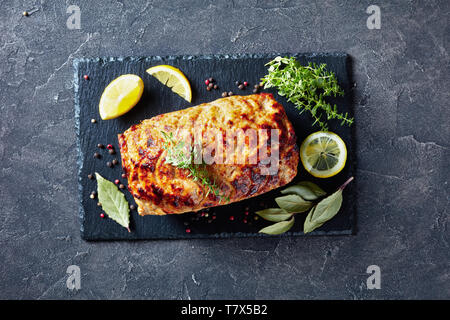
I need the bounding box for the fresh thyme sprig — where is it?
[261,56,354,131]
[161,131,229,203]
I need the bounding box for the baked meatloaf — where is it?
[118,93,298,215]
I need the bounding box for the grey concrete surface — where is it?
[0,0,448,299]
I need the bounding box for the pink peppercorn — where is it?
[100,213,105,218]
[114,179,120,184]
[229,216,234,221]
[107,144,113,150]
[185,228,191,233]
[205,79,210,85]
[243,81,248,86]
[83,75,89,80]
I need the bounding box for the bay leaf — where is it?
[303,189,343,234]
[255,208,293,222]
[258,217,295,235]
[275,194,313,213]
[303,206,319,234]
[281,181,326,200]
[95,172,130,232]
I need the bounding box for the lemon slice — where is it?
[300,131,347,178]
[146,65,192,102]
[99,74,144,120]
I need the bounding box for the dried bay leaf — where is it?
[281,181,327,200]
[259,217,295,235]
[304,189,343,234]
[275,194,313,213]
[95,172,130,232]
[255,208,293,222]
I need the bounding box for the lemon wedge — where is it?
[146,65,192,102]
[99,74,144,120]
[300,131,347,178]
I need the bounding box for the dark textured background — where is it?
[0,0,448,299]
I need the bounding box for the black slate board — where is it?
[74,53,356,240]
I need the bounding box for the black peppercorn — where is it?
[238,84,244,90]
[206,86,211,91]
[119,184,125,189]
[208,77,214,83]
[106,161,113,168]
[112,159,118,165]
[253,88,258,93]
[121,173,126,178]
[228,91,233,96]
[208,82,213,89]
[108,149,115,155]
[93,152,100,159]
[88,174,94,180]
[213,84,218,90]
[235,81,240,86]
[222,92,228,97]
[97,143,104,149]
[130,204,136,210]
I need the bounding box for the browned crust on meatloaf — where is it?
[118,93,299,215]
